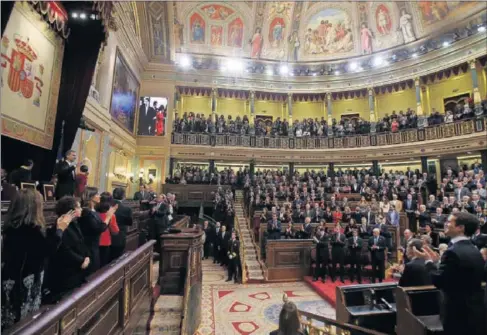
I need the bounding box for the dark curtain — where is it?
[42,12,105,181]
[1,1,14,35]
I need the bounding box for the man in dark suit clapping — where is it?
[218,225,230,266]
[267,213,282,240]
[212,222,222,264]
[419,212,486,335]
[368,228,386,283]
[54,150,78,200]
[134,185,151,210]
[348,229,363,283]
[330,227,346,283]
[398,238,432,287]
[111,188,133,260]
[202,220,213,259]
[313,228,330,282]
[404,194,418,232]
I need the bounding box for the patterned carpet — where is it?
[196,259,335,335]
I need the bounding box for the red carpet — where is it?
[304,276,396,308]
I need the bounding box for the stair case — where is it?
[234,191,266,282]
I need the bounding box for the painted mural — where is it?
[211,25,223,46]
[201,4,234,20]
[172,1,483,62]
[303,8,353,56]
[416,1,476,25]
[228,18,244,48]
[190,13,205,44]
[375,4,392,35]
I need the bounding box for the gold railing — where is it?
[298,310,387,335]
[172,117,486,149]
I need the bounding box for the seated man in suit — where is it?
[398,238,432,287]
[368,228,387,283]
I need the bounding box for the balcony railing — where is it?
[171,117,486,149]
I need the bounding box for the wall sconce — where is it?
[136,168,154,185]
[128,172,135,183]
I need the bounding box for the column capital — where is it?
[414,77,421,86]
[326,92,332,100]
[211,87,218,95]
[250,90,255,97]
[287,92,293,99]
[368,87,374,96]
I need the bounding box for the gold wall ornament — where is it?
[473,86,481,104]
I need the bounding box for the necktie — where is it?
[375,237,378,245]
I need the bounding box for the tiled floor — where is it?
[196,259,335,335]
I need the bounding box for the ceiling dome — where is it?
[169,1,486,63]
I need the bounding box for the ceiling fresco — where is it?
[170,1,486,62]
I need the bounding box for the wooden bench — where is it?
[5,240,156,335]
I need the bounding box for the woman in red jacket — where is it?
[98,192,119,267]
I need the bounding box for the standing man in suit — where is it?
[218,225,230,266]
[419,212,486,335]
[416,204,431,228]
[330,227,346,283]
[202,220,213,259]
[134,185,151,210]
[404,194,418,232]
[111,188,133,260]
[398,238,432,287]
[212,222,221,264]
[424,224,439,248]
[348,229,363,283]
[313,228,330,282]
[226,231,240,283]
[138,97,150,135]
[399,229,413,264]
[54,150,78,200]
[302,217,313,238]
[368,228,387,283]
[267,213,282,240]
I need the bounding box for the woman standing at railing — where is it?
[1,190,74,330]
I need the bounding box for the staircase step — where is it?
[153,295,183,313]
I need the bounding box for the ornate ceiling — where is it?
[134,1,486,65]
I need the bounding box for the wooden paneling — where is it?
[265,239,314,282]
[5,241,156,335]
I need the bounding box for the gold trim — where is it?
[124,282,130,318]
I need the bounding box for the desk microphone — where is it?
[381,297,393,310]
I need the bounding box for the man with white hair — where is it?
[368,228,386,283]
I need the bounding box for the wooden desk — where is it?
[265,239,314,281]
[159,227,203,335]
[161,184,230,206]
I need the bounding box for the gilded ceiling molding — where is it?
[113,2,147,78]
[143,34,486,93]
